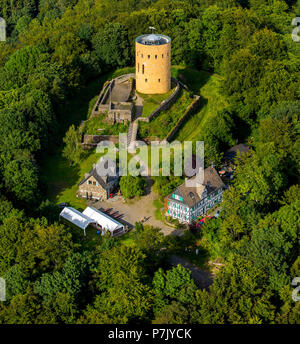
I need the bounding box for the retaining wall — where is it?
[164,95,201,143]
[143,78,181,123]
[82,134,119,149]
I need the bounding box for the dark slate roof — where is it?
[167,166,225,208]
[78,166,118,190]
[224,144,250,162]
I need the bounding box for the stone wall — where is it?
[91,74,136,120]
[139,78,181,123]
[82,134,119,149]
[91,81,113,117]
[78,175,108,200]
[164,95,201,142]
[107,102,133,123]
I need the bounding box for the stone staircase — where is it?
[127,120,139,150]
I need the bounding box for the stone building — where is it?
[106,101,133,124]
[135,33,171,94]
[77,164,119,201]
[164,166,225,224]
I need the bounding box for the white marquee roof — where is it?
[60,207,95,230]
[82,206,124,232]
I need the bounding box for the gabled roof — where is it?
[59,207,95,230]
[78,162,118,189]
[224,144,250,162]
[168,166,225,208]
[82,206,123,232]
[78,168,107,188]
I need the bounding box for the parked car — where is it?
[58,202,69,209]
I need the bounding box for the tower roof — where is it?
[136,34,171,46]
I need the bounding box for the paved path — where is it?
[90,177,183,236]
[109,79,131,103]
[169,255,214,289]
[135,92,144,118]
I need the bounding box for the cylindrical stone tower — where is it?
[135,33,171,94]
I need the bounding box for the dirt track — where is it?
[170,255,214,289]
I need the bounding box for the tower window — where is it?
[162,54,164,58]
[158,79,160,83]
[141,54,143,58]
[148,55,150,59]
[138,63,140,73]
[145,79,148,83]
[155,55,157,59]
[142,64,144,74]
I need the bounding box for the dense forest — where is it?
[0,0,299,324]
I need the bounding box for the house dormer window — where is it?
[172,194,182,201]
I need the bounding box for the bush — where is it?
[119,176,146,199]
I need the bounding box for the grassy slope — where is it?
[82,114,129,135]
[40,67,135,210]
[137,87,175,117]
[138,88,194,139]
[41,150,105,210]
[171,66,228,142]
[41,66,225,211]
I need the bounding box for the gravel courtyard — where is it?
[88,178,184,236]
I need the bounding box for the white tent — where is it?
[60,207,95,235]
[82,206,125,236]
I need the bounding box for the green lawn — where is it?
[171,66,228,142]
[153,199,164,221]
[82,114,129,135]
[40,67,136,210]
[41,150,106,211]
[40,65,225,217]
[138,89,194,139]
[137,87,176,117]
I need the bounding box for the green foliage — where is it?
[194,256,276,324]
[119,175,146,199]
[34,252,90,303]
[82,114,129,135]
[0,0,299,325]
[4,265,29,300]
[62,125,85,166]
[92,23,130,69]
[3,155,39,203]
[138,90,194,139]
[152,265,197,320]
[82,245,153,323]
[154,175,184,198]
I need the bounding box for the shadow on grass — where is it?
[40,150,81,203]
[171,66,212,94]
[173,96,208,142]
[40,67,135,209]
